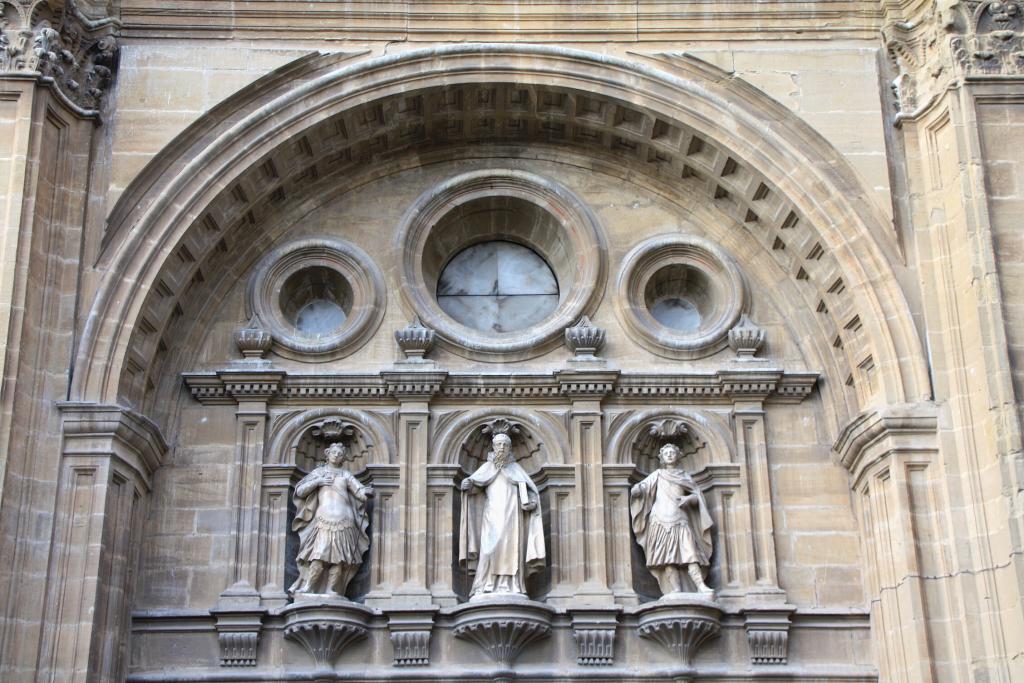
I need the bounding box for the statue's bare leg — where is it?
[651,566,685,595]
[303,560,325,593]
[327,564,343,595]
[687,564,713,594]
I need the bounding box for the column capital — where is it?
[833,402,939,487]
[0,1,120,117]
[57,401,168,486]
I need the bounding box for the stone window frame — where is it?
[395,169,607,361]
[616,234,747,360]
[247,237,386,361]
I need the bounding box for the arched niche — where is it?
[73,45,929,444]
[604,409,744,603]
[258,408,397,605]
[428,408,571,604]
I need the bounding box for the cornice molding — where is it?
[181,368,818,406]
[832,401,938,485]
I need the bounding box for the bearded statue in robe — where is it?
[289,442,373,597]
[630,442,715,597]
[458,433,546,599]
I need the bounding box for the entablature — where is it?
[182,367,819,407]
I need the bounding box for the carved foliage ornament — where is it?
[0,0,119,113]
[885,0,1024,116]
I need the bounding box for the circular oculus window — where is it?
[617,234,747,360]
[248,237,386,361]
[436,241,559,333]
[396,170,606,361]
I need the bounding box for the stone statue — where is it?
[458,433,546,599]
[289,442,374,597]
[630,443,714,597]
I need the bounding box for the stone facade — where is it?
[0,1,1021,682]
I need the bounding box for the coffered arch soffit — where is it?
[73,45,930,425]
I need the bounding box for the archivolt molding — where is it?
[74,45,929,426]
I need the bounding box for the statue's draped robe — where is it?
[630,469,713,569]
[292,466,370,574]
[459,459,546,596]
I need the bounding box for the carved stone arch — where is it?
[266,407,397,468]
[71,44,929,437]
[430,407,569,474]
[606,407,735,475]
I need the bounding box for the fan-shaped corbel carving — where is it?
[461,419,542,467]
[632,418,706,472]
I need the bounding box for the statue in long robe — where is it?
[459,433,546,598]
[630,442,714,597]
[289,442,373,597]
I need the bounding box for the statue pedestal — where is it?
[450,596,555,669]
[635,595,722,667]
[281,596,374,672]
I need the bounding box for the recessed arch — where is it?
[73,44,930,435]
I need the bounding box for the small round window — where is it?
[644,264,712,332]
[436,241,559,333]
[279,266,353,336]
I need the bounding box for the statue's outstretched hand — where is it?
[460,478,473,492]
[362,486,375,499]
[522,501,536,511]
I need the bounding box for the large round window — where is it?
[396,170,606,361]
[437,241,559,333]
[248,237,386,361]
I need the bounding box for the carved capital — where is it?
[385,607,438,667]
[742,605,795,665]
[0,0,120,115]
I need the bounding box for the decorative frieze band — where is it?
[182,368,818,406]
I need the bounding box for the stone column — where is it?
[379,370,446,607]
[257,464,302,608]
[720,371,785,596]
[556,369,618,603]
[35,404,165,683]
[217,370,283,603]
[835,403,943,683]
[602,464,639,604]
[426,463,461,605]
[212,370,282,666]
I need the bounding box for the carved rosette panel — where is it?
[451,600,555,667]
[635,599,722,667]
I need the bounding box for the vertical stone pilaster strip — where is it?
[733,400,779,589]
[557,369,618,602]
[381,371,445,606]
[219,371,282,602]
[39,404,165,683]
